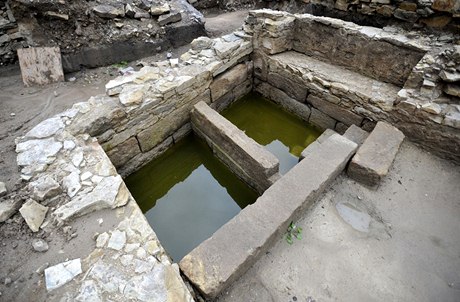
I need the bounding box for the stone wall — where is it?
[65,32,253,177]
[245,10,460,162]
[203,0,460,31]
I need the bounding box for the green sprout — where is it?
[286,221,302,244]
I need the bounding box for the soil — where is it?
[0,10,247,301]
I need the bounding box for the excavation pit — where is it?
[125,134,258,261]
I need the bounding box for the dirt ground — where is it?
[217,141,460,302]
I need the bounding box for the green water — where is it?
[125,135,258,261]
[223,93,322,174]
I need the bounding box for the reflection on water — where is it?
[223,92,322,173]
[125,135,258,261]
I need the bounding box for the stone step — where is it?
[348,121,405,186]
[179,133,358,299]
[343,124,369,146]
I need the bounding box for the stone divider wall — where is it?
[191,101,280,194]
[246,9,460,162]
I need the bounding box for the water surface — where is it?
[125,135,258,261]
[223,93,322,174]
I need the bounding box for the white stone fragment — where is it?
[19,199,48,232]
[0,199,22,222]
[75,280,101,302]
[125,243,140,253]
[136,247,147,259]
[0,182,6,197]
[72,150,84,167]
[120,254,134,267]
[91,175,104,184]
[107,230,126,251]
[32,239,49,252]
[54,175,129,221]
[16,138,63,167]
[96,232,110,248]
[62,171,81,198]
[29,176,61,201]
[63,140,76,150]
[44,259,82,291]
[80,171,92,181]
[25,117,64,139]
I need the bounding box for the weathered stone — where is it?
[420,15,452,27]
[19,199,48,232]
[25,117,64,139]
[266,72,307,101]
[44,259,82,291]
[394,9,419,22]
[158,11,182,26]
[432,0,456,12]
[399,2,418,11]
[29,175,61,201]
[106,137,141,168]
[210,63,248,101]
[119,84,147,106]
[307,94,363,126]
[150,3,170,16]
[191,37,213,51]
[32,239,49,252]
[62,171,81,198]
[439,70,460,83]
[180,134,357,299]
[0,182,6,197]
[260,83,311,121]
[96,232,110,248]
[16,138,63,167]
[75,280,101,302]
[421,102,442,115]
[376,5,395,16]
[54,175,129,221]
[444,84,460,97]
[309,108,337,130]
[93,5,125,19]
[343,124,369,146]
[0,199,21,222]
[300,129,337,160]
[213,40,240,59]
[348,122,405,186]
[443,111,460,128]
[107,230,126,251]
[44,11,69,20]
[191,101,279,193]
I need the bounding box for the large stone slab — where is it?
[180,133,357,299]
[348,121,405,186]
[210,63,249,101]
[191,101,279,194]
[17,47,64,87]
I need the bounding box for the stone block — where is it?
[210,64,248,101]
[267,72,307,102]
[17,47,64,87]
[180,133,357,299]
[191,101,279,193]
[300,129,337,160]
[348,121,405,186]
[269,85,311,121]
[19,199,48,232]
[307,94,363,126]
[343,124,369,146]
[0,199,21,223]
[309,108,337,130]
[106,137,141,168]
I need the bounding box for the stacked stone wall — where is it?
[246,10,460,162]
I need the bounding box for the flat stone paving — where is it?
[217,141,460,302]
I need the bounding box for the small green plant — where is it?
[286,221,302,244]
[112,61,129,68]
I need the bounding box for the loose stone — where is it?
[19,199,49,232]
[32,239,49,252]
[44,259,82,291]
